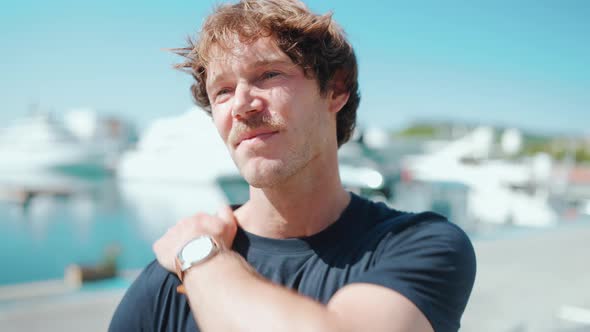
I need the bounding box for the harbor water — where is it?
[0,176,154,286]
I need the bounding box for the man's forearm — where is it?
[183,251,342,332]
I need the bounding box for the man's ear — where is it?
[328,70,350,114]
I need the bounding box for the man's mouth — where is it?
[236,130,279,147]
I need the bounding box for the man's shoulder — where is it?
[352,199,476,332]
[360,195,447,232]
[360,197,473,253]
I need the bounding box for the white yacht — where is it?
[402,127,558,227]
[0,113,107,173]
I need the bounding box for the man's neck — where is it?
[234,155,350,239]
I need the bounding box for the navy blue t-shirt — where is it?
[109,193,476,332]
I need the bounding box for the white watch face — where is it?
[180,237,214,269]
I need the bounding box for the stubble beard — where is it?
[243,146,310,189]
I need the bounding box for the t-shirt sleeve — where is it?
[108,260,161,331]
[109,260,198,332]
[351,215,476,332]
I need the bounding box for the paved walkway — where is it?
[0,289,124,332]
[461,223,590,332]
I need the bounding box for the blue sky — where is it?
[1,0,588,135]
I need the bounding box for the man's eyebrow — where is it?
[250,58,293,68]
[207,73,230,91]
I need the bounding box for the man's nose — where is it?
[231,82,263,119]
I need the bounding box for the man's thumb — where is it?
[217,205,236,224]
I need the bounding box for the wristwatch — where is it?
[175,235,219,282]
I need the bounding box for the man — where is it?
[109,1,476,331]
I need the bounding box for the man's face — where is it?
[205,37,336,188]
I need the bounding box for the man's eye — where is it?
[216,88,230,97]
[261,71,280,80]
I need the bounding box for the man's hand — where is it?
[152,206,238,272]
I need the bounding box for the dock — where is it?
[0,186,75,206]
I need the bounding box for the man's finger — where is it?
[216,205,236,224]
